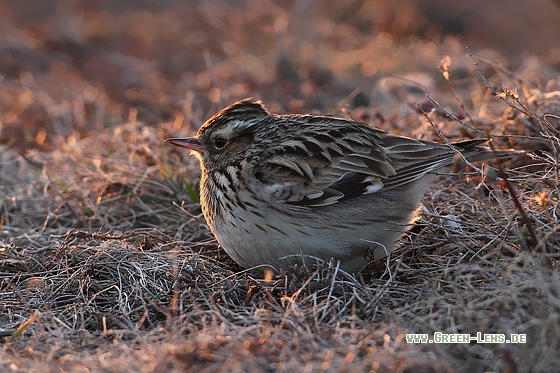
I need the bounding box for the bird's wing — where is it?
[254,115,471,207]
[379,137,490,189]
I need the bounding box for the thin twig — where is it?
[466,47,532,116]
[489,142,538,250]
[416,102,482,173]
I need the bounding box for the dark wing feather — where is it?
[254,115,398,206]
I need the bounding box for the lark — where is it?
[166,99,516,272]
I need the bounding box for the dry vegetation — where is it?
[1,1,560,372]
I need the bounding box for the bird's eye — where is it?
[214,137,228,149]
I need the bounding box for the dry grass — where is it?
[2,64,559,372]
[1,2,560,372]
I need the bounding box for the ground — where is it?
[1,1,560,372]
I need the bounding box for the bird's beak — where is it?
[165,137,205,153]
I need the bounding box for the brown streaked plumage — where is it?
[166,99,516,273]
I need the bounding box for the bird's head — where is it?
[165,99,271,169]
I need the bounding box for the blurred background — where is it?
[1,0,560,150]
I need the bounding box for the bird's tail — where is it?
[452,139,523,163]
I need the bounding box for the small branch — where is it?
[489,142,538,250]
[466,47,532,117]
[416,102,482,173]
[426,94,488,136]
[425,94,541,142]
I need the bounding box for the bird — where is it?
[166,99,515,273]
